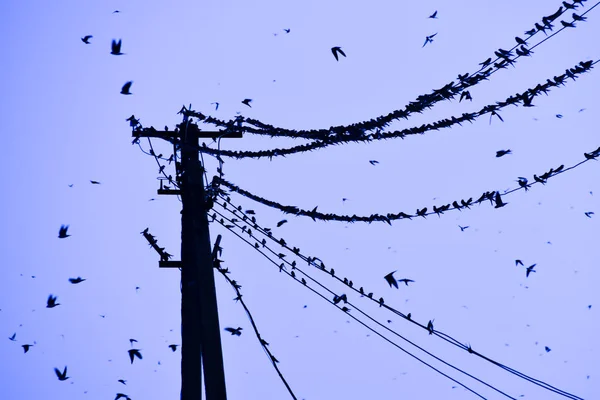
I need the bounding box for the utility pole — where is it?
[135,115,241,400]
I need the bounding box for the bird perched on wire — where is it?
[120,81,133,95]
[225,327,243,336]
[111,39,124,55]
[331,46,346,61]
[81,35,93,44]
[58,225,70,238]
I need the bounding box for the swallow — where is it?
[560,20,576,28]
[572,13,587,21]
[22,344,33,353]
[517,177,530,191]
[90,180,101,184]
[284,28,291,33]
[458,225,469,232]
[515,259,524,266]
[422,33,437,47]
[129,339,138,345]
[573,0,587,6]
[369,160,379,165]
[54,366,69,381]
[584,152,597,160]
[115,394,131,400]
[493,192,508,208]
[47,294,60,308]
[331,46,346,61]
[584,212,594,218]
[58,225,70,238]
[479,58,492,67]
[128,349,143,364]
[427,320,434,334]
[515,36,526,45]
[69,277,86,284]
[225,327,243,336]
[563,1,577,9]
[526,264,537,277]
[384,271,398,289]
[168,344,179,352]
[120,81,133,95]
[496,149,512,157]
[9,333,16,341]
[428,10,438,19]
[533,174,547,184]
[118,379,127,385]
[111,39,124,55]
[277,219,288,227]
[459,91,472,102]
[211,102,219,110]
[113,10,120,13]
[81,35,93,44]
[241,99,252,107]
[398,279,414,286]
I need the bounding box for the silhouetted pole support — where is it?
[135,120,240,400]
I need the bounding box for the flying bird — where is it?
[9,333,16,341]
[211,102,219,110]
[515,259,524,266]
[120,81,133,95]
[584,211,594,218]
[118,379,127,385]
[90,180,101,184]
[458,225,469,232]
[69,277,86,284]
[276,219,288,227]
[58,225,70,238]
[284,28,291,33]
[422,33,437,47]
[129,339,138,345]
[459,91,472,102]
[111,39,124,55]
[22,344,32,353]
[384,271,399,289]
[496,149,512,157]
[47,295,60,308]
[545,346,551,353]
[225,327,243,336]
[526,264,537,277]
[494,191,507,208]
[54,366,69,381]
[128,349,142,364]
[168,344,179,352]
[369,160,379,165]
[241,99,252,107]
[397,279,414,286]
[428,10,438,19]
[81,35,93,44]
[331,46,346,61]
[115,394,131,400]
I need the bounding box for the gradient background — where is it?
[0,0,598,399]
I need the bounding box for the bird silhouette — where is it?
[277,219,288,227]
[428,10,438,19]
[90,180,101,184]
[515,259,524,266]
[422,33,437,47]
[54,366,69,381]
[573,13,587,21]
[111,39,124,55]
[168,344,179,352]
[211,102,219,110]
[81,35,93,44]
[225,327,243,336]
[22,344,32,353]
[284,28,291,33]
[9,333,16,341]
[120,81,133,95]
[427,320,434,334]
[118,379,127,385]
[384,271,398,289]
[241,99,252,107]
[479,58,492,67]
[115,394,131,400]
[496,149,512,157]
[526,264,537,277]
[459,91,472,102]
[58,225,70,238]
[494,192,507,208]
[46,295,60,308]
[369,160,379,165]
[129,339,138,346]
[128,349,142,364]
[585,211,594,218]
[331,46,346,61]
[398,279,414,286]
[68,277,86,284]
[459,225,469,232]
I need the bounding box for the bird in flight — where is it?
[428,10,438,19]
[384,271,399,289]
[118,379,127,385]
[9,333,16,341]
[90,180,101,184]
[242,99,252,107]
[526,264,537,277]
[47,295,60,308]
[458,225,469,232]
[331,46,346,61]
[129,339,138,346]
[128,349,142,364]
[422,33,437,47]
[584,211,594,218]
[115,394,131,400]
[81,35,93,44]
[111,39,124,55]
[211,102,219,110]
[277,219,288,227]
[284,28,291,33]
[369,160,379,165]
[515,259,523,266]
[225,327,243,336]
[54,366,69,381]
[69,277,86,284]
[398,279,414,286]
[121,81,133,95]
[168,344,179,352]
[494,191,508,208]
[496,149,512,157]
[22,344,33,353]
[58,225,70,238]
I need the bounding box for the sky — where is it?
[0,0,599,399]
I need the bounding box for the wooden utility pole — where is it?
[135,117,241,400]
